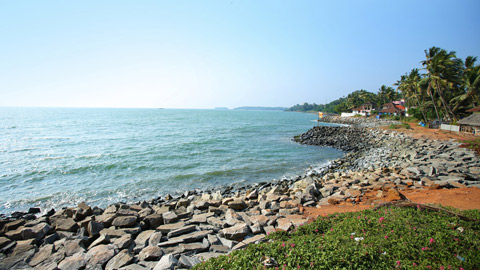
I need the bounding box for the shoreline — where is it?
[1,121,479,269]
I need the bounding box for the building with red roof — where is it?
[379,102,406,116]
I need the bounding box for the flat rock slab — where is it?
[58,252,87,270]
[162,211,179,224]
[63,239,86,257]
[218,237,238,249]
[228,199,248,210]
[88,234,110,250]
[0,237,12,249]
[112,216,138,227]
[4,226,25,240]
[28,244,54,267]
[207,216,226,228]
[194,252,224,262]
[100,228,127,238]
[263,225,276,235]
[276,218,293,231]
[157,238,184,248]
[290,218,308,228]
[105,249,133,270]
[180,242,208,253]
[178,255,201,268]
[55,218,79,232]
[113,234,133,250]
[86,244,116,266]
[100,227,141,239]
[220,223,250,241]
[96,213,117,226]
[144,214,164,229]
[87,220,104,237]
[139,246,163,261]
[345,189,362,197]
[169,230,213,243]
[166,225,196,238]
[209,244,231,253]
[2,219,25,232]
[7,222,52,241]
[148,231,163,246]
[116,209,139,217]
[119,264,148,270]
[232,234,266,250]
[135,230,155,248]
[249,215,270,227]
[249,223,263,235]
[157,222,185,234]
[195,201,209,210]
[189,212,214,224]
[153,254,178,270]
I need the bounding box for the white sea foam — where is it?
[0,108,344,215]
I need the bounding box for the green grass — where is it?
[388,123,411,129]
[194,207,480,270]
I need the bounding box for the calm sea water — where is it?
[0,108,342,214]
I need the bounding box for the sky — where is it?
[1,0,479,109]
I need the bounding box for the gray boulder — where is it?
[153,254,178,270]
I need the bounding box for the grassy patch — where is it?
[389,123,411,130]
[401,122,411,129]
[194,207,480,270]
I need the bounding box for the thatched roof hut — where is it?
[458,106,480,134]
[458,113,480,126]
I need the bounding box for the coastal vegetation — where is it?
[288,46,480,123]
[194,206,480,270]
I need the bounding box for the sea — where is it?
[0,107,343,215]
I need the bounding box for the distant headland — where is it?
[233,106,287,111]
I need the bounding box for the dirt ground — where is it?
[304,187,480,219]
[382,122,477,141]
[303,124,480,219]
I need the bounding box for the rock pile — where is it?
[319,115,401,128]
[0,181,312,270]
[294,126,376,152]
[1,125,479,270]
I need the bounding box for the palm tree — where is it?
[378,85,399,105]
[463,56,480,108]
[421,47,463,121]
[395,69,428,123]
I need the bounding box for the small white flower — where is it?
[354,237,364,242]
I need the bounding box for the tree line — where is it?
[287,46,479,123]
[286,87,400,114]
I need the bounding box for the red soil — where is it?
[303,187,480,219]
[303,123,480,219]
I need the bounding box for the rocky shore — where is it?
[318,115,401,128]
[1,125,479,270]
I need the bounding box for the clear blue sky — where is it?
[1,0,479,109]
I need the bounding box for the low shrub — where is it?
[401,122,411,129]
[194,207,480,270]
